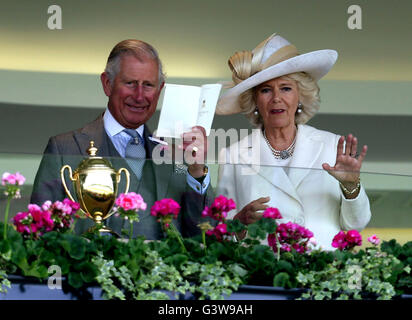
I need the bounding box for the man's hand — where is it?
[181,126,208,178]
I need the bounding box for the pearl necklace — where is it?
[263,129,297,160]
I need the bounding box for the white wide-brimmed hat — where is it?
[216,33,338,115]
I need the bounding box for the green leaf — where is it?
[232,264,248,278]
[38,249,56,264]
[276,260,293,273]
[62,235,86,260]
[164,254,188,268]
[0,239,11,255]
[273,272,290,288]
[11,245,28,269]
[281,252,294,262]
[332,250,347,262]
[208,241,229,258]
[247,223,266,240]
[68,272,84,289]
[244,238,260,246]
[314,293,325,300]
[79,262,98,283]
[296,272,307,284]
[258,218,278,234]
[226,219,246,233]
[55,256,70,274]
[381,239,402,257]
[26,264,48,278]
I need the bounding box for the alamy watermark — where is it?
[48,265,62,289]
[347,5,362,30]
[151,125,262,176]
[47,5,62,30]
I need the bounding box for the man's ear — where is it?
[158,81,165,93]
[154,81,165,101]
[100,72,112,97]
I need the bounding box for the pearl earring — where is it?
[254,107,259,116]
[296,103,303,114]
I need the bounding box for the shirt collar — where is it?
[103,108,145,138]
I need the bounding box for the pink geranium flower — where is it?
[151,198,180,219]
[206,223,228,242]
[150,198,187,253]
[332,230,362,251]
[267,222,314,254]
[113,193,146,226]
[215,223,227,234]
[48,198,81,231]
[331,231,348,250]
[267,233,277,248]
[2,172,26,200]
[2,172,26,186]
[116,192,147,212]
[346,230,362,245]
[13,198,81,238]
[2,172,27,239]
[262,207,283,220]
[367,234,381,246]
[150,198,181,232]
[202,195,236,222]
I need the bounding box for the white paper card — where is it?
[156,83,222,138]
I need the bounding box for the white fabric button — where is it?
[295,216,305,225]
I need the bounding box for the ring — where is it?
[192,146,199,157]
[350,153,359,159]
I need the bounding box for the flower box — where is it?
[2,276,411,300]
[1,174,411,301]
[1,275,103,300]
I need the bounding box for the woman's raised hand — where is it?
[322,134,367,194]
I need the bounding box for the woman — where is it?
[216,33,371,250]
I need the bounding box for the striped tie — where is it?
[124,129,146,180]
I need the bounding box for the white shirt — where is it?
[103,109,210,194]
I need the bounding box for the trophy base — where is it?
[86,224,120,238]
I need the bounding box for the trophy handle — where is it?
[60,165,76,202]
[117,168,130,194]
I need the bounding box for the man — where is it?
[31,39,213,239]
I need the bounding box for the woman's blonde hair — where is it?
[228,47,320,128]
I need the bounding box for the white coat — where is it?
[217,124,371,251]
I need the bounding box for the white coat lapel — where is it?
[238,129,302,205]
[288,124,324,189]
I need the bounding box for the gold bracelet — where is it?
[339,179,361,195]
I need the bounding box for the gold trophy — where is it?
[60,141,130,235]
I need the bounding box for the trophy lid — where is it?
[76,141,116,172]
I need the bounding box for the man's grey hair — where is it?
[104,39,166,86]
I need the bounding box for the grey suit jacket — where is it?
[31,114,215,239]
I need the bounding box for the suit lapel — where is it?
[72,116,173,199]
[73,114,140,191]
[73,114,110,157]
[238,126,325,206]
[144,125,172,200]
[238,129,302,204]
[288,125,323,189]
